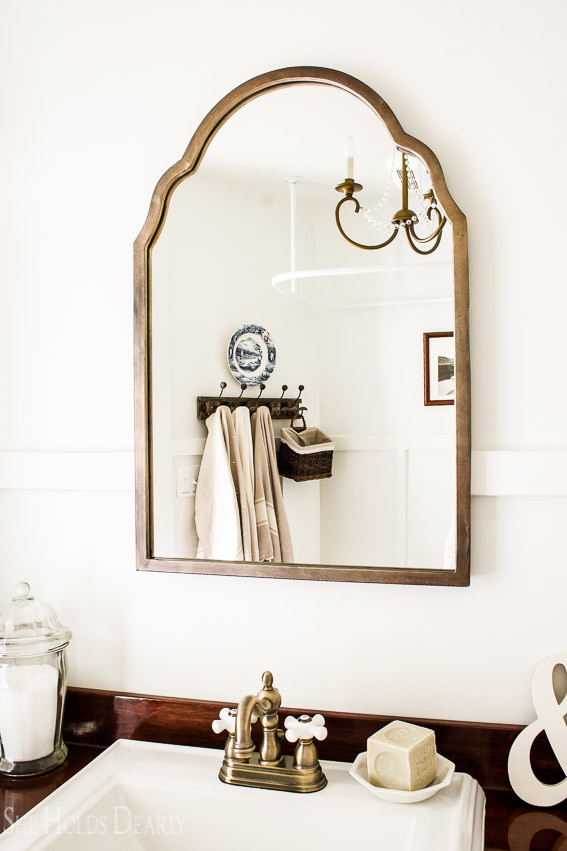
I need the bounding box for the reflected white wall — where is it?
[151,167,455,568]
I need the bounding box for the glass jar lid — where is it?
[0,582,72,657]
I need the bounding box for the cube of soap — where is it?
[367,720,437,791]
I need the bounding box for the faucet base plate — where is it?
[219,753,327,793]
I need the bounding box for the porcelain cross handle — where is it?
[284,713,327,742]
[212,706,259,736]
[212,707,238,735]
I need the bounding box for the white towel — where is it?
[195,407,243,561]
[233,406,259,562]
[251,406,294,564]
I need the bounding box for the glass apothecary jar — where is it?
[0,582,72,776]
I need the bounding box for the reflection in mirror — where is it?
[149,83,458,572]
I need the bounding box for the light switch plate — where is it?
[176,464,199,498]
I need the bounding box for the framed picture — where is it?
[424,332,455,405]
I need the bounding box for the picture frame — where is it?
[424,332,455,406]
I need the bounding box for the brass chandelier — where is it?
[334,147,447,255]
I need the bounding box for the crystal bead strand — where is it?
[406,153,437,237]
[361,153,396,234]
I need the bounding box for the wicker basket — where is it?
[278,427,335,482]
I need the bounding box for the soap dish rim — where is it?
[349,751,456,804]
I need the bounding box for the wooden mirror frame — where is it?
[134,66,470,586]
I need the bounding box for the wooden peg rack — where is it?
[197,395,301,421]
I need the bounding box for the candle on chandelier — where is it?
[345,136,354,180]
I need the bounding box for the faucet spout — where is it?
[233,695,269,760]
[233,671,283,764]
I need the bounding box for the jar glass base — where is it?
[0,743,68,777]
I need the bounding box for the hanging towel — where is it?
[232,406,259,562]
[216,405,259,560]
[251,406,294,564]
[195,406,243,561]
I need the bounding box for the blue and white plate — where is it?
[227,324,276,386]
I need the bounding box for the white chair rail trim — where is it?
[0,450,566,496]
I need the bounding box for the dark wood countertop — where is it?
[0,744,103,833]
[0,687,564,849]
[484,788,567,850]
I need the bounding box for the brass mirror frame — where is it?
[134,66,470,586]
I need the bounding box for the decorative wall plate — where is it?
[227,324,276,386]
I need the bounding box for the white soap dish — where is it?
[349,751,456,804]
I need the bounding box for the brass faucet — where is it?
[212,671,327,793]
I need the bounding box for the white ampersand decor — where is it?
[508,654,567,806]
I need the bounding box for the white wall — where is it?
[310,202,456,568]
[1,0,566,725]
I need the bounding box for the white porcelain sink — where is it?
[0,740,485,850]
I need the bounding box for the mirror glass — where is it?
[148,82,458,572]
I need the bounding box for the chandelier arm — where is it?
[405,226,444,255]
[407,207,447,244]
[335,196,399,251]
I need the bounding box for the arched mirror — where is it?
[134,67,470,585]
